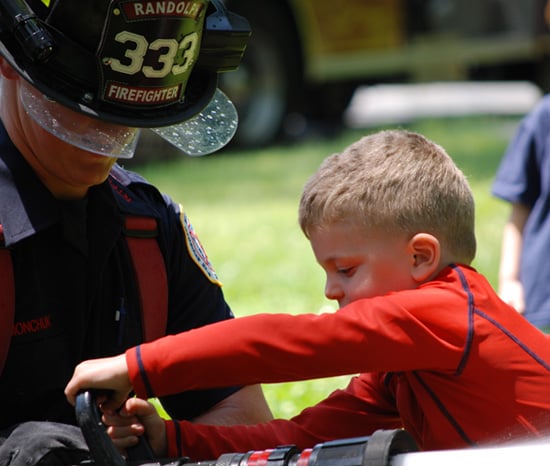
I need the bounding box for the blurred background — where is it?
[135,0,550,419]
[137,0,549,157]
[218,0,549,147]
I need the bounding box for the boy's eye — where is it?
[337,267,355,276]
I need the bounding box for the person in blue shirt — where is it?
[492,94,550,331]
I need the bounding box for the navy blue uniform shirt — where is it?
[0,123,238,429]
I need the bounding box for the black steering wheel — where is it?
[75,390,156,466]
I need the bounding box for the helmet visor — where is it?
[152,88,238,157]
[19,79,140,159]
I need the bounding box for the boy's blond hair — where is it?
[299,129,476,264]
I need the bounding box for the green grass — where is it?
[131,115,520,419]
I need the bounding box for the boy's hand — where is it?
[104,398,167,459]
[65,354,132,410]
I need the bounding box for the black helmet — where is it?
[0,0,251,157]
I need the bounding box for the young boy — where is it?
[65,130,550,460]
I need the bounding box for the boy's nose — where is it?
[325,279,344,302]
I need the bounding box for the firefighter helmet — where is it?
[0,0,251,157]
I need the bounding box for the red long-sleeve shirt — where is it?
[126,265,550,459]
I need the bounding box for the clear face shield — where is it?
[18,79,141,159]
[19,79,238,159]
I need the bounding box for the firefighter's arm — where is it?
[192,384,273,425]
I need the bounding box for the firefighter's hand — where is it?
[103,398,167,459]
[65,354,132,411]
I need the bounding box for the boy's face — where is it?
[309,222,418,308]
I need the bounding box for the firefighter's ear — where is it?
[0,57,18,80]
[408,233,440,283]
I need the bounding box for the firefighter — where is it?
[0,0,272,464]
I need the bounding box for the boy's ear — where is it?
[408,233,441,283]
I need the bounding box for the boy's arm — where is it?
[128,311,358,398]
[66,288,464,407]
[127,300,461,400]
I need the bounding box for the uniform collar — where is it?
[0,123,60,246]
[108,165,163,218]
[0,123,121,247]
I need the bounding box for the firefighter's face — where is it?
[0,58,118,199]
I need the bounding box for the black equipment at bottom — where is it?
[211,429,418,466]
[75,390,418,466]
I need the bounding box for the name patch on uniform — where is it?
[182,212,220,285]
[12,315,52,337]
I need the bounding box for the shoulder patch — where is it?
[181,212,221,286]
